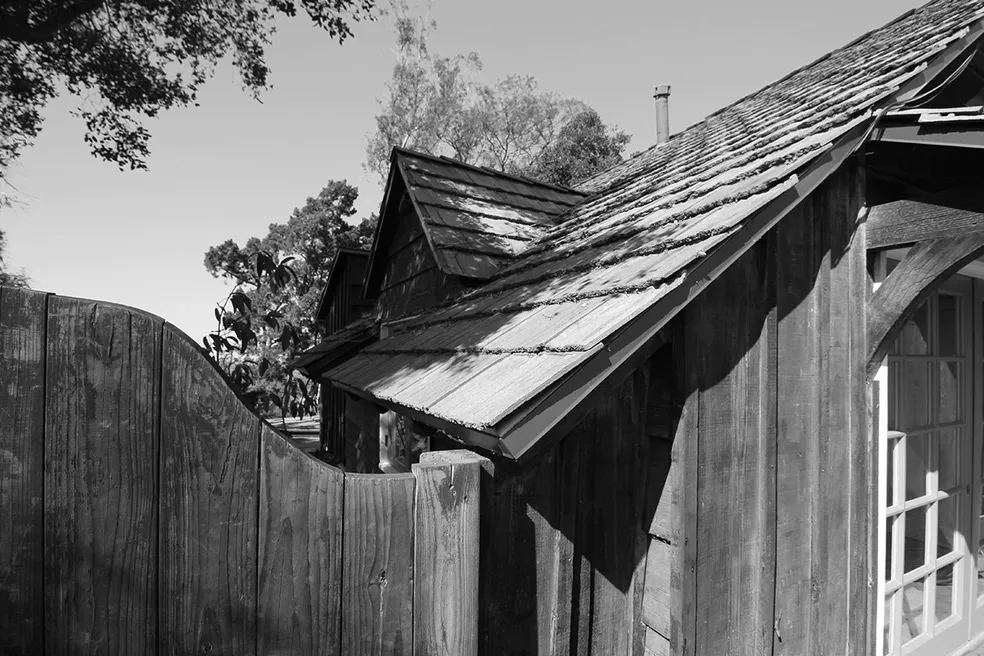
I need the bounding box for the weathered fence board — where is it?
[159,326,259,656]
[342,472,415,655]
[0,289,489,656]
[258,424,344,655]
[0,287,47,656]
[44,297,162,655]
[412,450,483,656]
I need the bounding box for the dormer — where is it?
[364,147,586,321]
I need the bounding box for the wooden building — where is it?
[295,1,984,654]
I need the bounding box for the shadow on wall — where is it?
[472,165,869,655]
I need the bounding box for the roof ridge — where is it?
[391,145,588,197]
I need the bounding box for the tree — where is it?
[365,1,629,187]
[0,229,30,288]
[525,108,632,187]
[0,0,378,182]
[203,180,375,417]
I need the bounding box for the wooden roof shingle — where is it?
[328,0,984,450]
[394,149,586,280]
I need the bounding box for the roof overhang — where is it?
[332,15,984,463]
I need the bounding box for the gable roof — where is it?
[315,248,370,322]
[365,148,586,288]
[328,0,984,458]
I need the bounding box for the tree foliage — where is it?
[0,0,377,181]
[366,1,629,187]
[203,180,375,417]
[0,229,30,288]
[525,108,631,187]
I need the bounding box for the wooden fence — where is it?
[0,287,484,656]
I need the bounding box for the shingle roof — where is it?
[328,0,984,443]
[394,148,586,280]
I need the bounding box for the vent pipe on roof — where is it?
[654,85,671,145]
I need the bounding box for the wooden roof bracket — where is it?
[866,232,984,380]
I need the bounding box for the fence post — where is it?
[411,450,487,656]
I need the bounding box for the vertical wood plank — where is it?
[531,439,579,655]
[570,411,597,656]
[0,288,47,655]
[341,472,414,655]
[258,425,344,655]
[691,239,777,656]
[669,317,698,656]
[813,165,860,656]
[774,198,821,656]
[412,450,485,656]
[846,165,870,654]
[159,326,259,656]
[43,297,161,655]
[589,367,652,656]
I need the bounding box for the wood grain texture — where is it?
[412,450,485,656]
[690,237,777,656]
[844,165,870,655]
[866,199,984,249]
[341,472,415,656]
[589,367,652,656]
[773,192,821,656]
[159,326,259,656]
[43,297,161,656]
[866,232,984,378]
[644,626,670,656]
[258,425,344,655]
[476,459,541,656]
[642,537,672,637]
[0,287,47,656]
[814,160,855,656]
[667,318,697,656]
[529,442,578,656]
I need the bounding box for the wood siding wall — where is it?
[377,208,464,321]
[478,365,654,656]
[640,162,870,656]
[0,287,484,656]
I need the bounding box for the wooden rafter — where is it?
[866,233,984,379]
[871,122,984,149]
[867,200,984,249]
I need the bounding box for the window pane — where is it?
[886,514,897,582]
[935,564,956,624]
[884,592,896,655]
[938,294,960,356]
[902,302,930,355]
[938,430,960,493]
[937,495,958,560]
[905,434,930,501]
[901,362,931,430]
[887,437,897,506]
[905,506,927,574]
[939,362,961,424]
[902,578,925,645]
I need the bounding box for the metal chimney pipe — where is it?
[654,85,671,144]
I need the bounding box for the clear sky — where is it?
[1,0,923,343]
